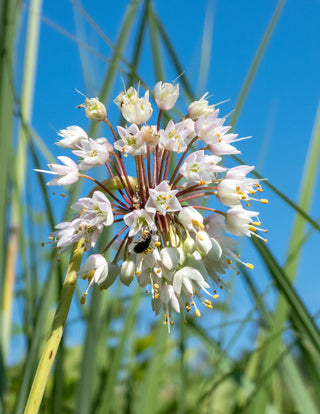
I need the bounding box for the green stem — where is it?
[24,239,84,414]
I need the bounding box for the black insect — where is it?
[133,231,152,254]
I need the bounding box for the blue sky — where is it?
[11,0,320,361]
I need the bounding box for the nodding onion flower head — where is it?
[36,80,268,331]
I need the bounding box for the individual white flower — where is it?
[154,81,179,111]
[145,181,182,215]
[178,206,204,233]
[114,124,147,156]
[225,207,259,237]
[73,138,110,170]
[188,92,215,120]
[158,119,191,153]
[179,150,225,184]
[123,209,157,237]
[77,254,111,301]
[172,266,211,316]
[120,260,136,286]
[152,284,180,331]
[114,86,152,124]
[180,118,197,142]
[82,97,107,121]
[35,156,79,186]
[216,166,259,207]
[160,247,180,271]
[195,230,215,255]
[50,217,104,253]
[71,191,114,227]
[195,112,240,155]
[56,126,88,149]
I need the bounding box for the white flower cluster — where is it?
[37,81,268,330]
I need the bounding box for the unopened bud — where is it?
[120,260,136,286]
[82,97,107,121]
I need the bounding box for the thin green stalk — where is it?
[230,0,287,128]
[24,240,84,414]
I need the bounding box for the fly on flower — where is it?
[36,81,268,331]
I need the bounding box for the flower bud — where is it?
[83,97,107,121]
[120,260,136,286]
[195,231,212,255]
[154,81,179,111]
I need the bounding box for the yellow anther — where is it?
[145,289,149,293]
[48,236,54,240]
[162,195,167,200]
[213,294,219,299]
[246,263,254,270]
[166,205,170,210]
[205,304,213,309]
[170,320,174,326]
[248,225,256,232]
[260,199,269,204]
[200,180,206,185]
[197,233,204,241]
[61,193,67,197]
[236,186,240,191]
[247,203,250,207]
[154,241,161,247]
[154,294,159,299]
[168,194,172,198]
[135,271,140,275]
[80,296,86,305]
[163,321,167,325]
[227,259,232,264]
[253,221,261,226]
[249,190,256,194]
[211,161,214,165]
[195,309,201,318]
[156,269,161,274]
[204,299,212,305]
[241,195,246,199]
[265,238,268,243]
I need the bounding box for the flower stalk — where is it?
[24,239,84,414]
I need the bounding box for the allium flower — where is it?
[114,124,147,156]
[35,156,79,186]
[179,150,225,184]
[73,138,111,170]
[37,82,268,329]
[154,81,179,111]
[158,119,192,153]
[114,86,152,124]
[56,126,88,149]
[71,191,114,227]
[145,181,182,215]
